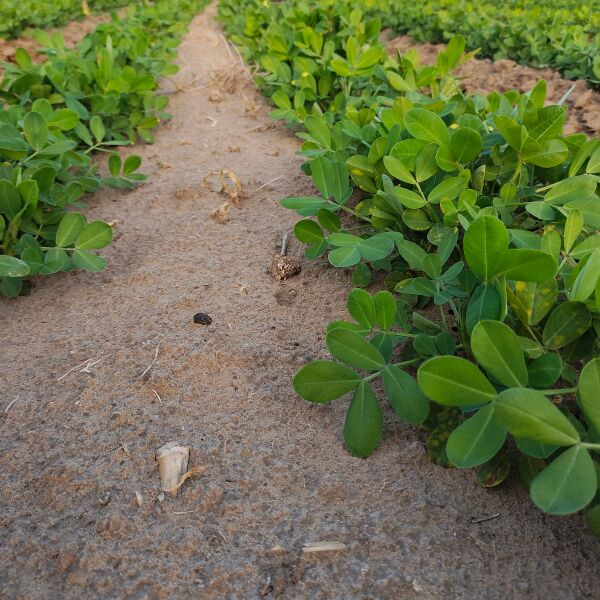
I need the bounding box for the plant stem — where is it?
[392,357,421,368]
[581,443,600,450]
[439,304,449,332]
[540,387,577,396]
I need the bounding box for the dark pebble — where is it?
[193,312,212,325]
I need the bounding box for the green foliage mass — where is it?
[0,0,209,296]
[380,0,600,86]
[218,0,600,534]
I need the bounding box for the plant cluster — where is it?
[380,0,600,85]
[0,0,209,296]
[0,0,129,39]
[219,0,600,534]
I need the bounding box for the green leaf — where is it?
[450,127,482,163]
[55,212,86,248]
[465,284,502,335]
[394,186,425,209]
[402,208,432,231]
[317,209,340,232]
[108,155,122,177]
[347,288,376,328]
[427,176,466,204]
[383,366,429,424]
[71,250,106,272]
[495,388,580,446]
[579,358,600,432]
[564,209,584,254]
[343,381,383,458]
[48,108,79,131]
[586,505,600,538]
[524,138,568,168]
[518,455,547,491]
[294,219,324,243]
[75,221,113,250]
[463,215,508,281]
[508,279,558,326]
[471,320,528,387]
[545,175,597,206]
[404,108,450,146]
[383,155,416,185]
[396,239,426,270]
[293,360,361,403]
[374,290,396,330]
[542,301,592,350]
[23,111,48,151]
[328,246,360,267]
[90,115,106,143]
[281,197,328,213]
[446,404,506,468]
[310,156,335,198]
[527,353,562,388]
[530,446,597,515]
[517,437,557,459]
[571,235,600,259]
[0,180,22,220]
[304,116,331,148]
[417,356,497,407]
[498,249,557,283]
[0,255,30,278]
[123,155,142,176]
[326,328,386,371]
[570,249,600,302]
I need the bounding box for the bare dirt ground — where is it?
[388,35,600,136]
[1,6,600,600]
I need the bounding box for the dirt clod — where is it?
[270,254,302,281]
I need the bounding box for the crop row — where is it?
[379,0,600,85]
[0,0,209,296]
[0,1,131,39]
[218,0,600,535]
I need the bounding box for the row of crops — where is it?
[218,0,600,534]
[379,0,600,85]
[0,1,130,39]
[0,0,208,297]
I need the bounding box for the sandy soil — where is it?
[1,6,599,599]
[388,35,600,136]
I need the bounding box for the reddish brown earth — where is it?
[1,6,599,600]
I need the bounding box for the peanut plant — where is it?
[219,0,600,536]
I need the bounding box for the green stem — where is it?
[439,303,449,332]
[540,387,577,396]
[333,201,372,223]
[582,443,600,450]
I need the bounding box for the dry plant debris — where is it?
[211,202,230,223]
[156,442,206,497]
[203,169,244,207]
[302,541,347,554]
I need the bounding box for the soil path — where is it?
[1,6,599,599]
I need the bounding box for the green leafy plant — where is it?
[0,0,130,39]
[220,0,600,535]
[0,0,210,296]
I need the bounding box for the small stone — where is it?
[193,312,212,325]
[98,492,111,507]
